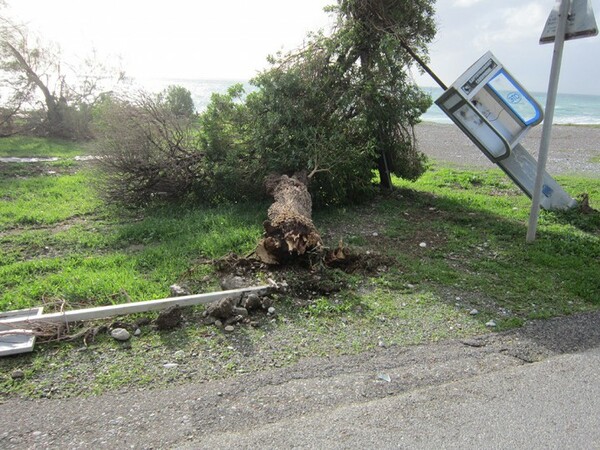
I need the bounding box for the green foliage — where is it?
[161,85,196,119]
[197,84,264,202]
[88,1,437,207]
[241,0,436,201]
[246,62,378,205]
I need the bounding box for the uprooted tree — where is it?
[247,0,437,263]
[93,0,437,264]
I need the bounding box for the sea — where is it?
[135,78,600,125]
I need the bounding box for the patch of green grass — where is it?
[1,136,599,399]
[0,170,103,230]
[0,136,87,158]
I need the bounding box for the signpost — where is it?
[526,0,599,242]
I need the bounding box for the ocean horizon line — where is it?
[128,77,600,126]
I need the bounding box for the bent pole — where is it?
[526,0,571,243]
[400,41,448,90]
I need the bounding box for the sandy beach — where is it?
[415,122,600,178]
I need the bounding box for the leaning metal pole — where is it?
[526,0,571,243]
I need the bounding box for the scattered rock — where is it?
[462,339,486,348]
[155,306,183,330]
[224,315,244,326]
[174,350,186,360]
[163,363,179,369]
[134,328,142,337]
[233,306,249,317]
[170,284,190,297]
[377,372,391,382]
[220,275,246,291]
[224,325,235,332]
[486,320,497,328]
[110,328,131,341]
[419,242,427,248]
[205,295,240,320]
[469,309,479,315]
[11,370,25,380]
[267,306,276,315]
[241,293,262,310]
[214,320,223,328]
[260,296,274,309]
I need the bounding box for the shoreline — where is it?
[414,122,600,178]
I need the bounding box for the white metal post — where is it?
[526,0,571,243]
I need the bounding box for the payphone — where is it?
[436,52,576,210]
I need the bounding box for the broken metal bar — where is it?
[0,285,270,329]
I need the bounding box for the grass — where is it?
[0,137,599,399]
[0,136,87,158]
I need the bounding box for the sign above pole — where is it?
[540,0,598,44]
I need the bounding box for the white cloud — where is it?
[474,3,548,49]
[453,0,484,7]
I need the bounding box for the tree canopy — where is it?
[246,0,437,197]
[94,0,438,207]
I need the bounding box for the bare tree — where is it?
[0,9,125,138]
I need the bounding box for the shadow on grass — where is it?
[316,186,599,332]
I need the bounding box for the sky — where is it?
[4,0,600,95]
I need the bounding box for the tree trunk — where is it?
[5,42,62,134]
[255,174,323,265]
[377,152,393,190]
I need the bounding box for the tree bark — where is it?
[255,174,323,265]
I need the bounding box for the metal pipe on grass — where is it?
[0,285,270,329]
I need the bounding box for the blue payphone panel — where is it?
[435,52,576,210]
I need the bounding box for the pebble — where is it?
[163,363,179,369]
[110,328,131,341]
[469,309,479,315]
[174,350,186,360]
[224,325,235,332]
[134,328,142,336]
[419,242,427,248]
[233,306,249,317]
[377,373,391,382]
[486,320,497,328]
[220,275,246,290]
[214,320,223,328]
[267,306,276,315]
[372,232,379,237]
[170,284,190,296]
[11,370,25,380]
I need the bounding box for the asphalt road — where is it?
[2,311,599,449]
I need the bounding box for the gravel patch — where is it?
[415,122,600,177]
